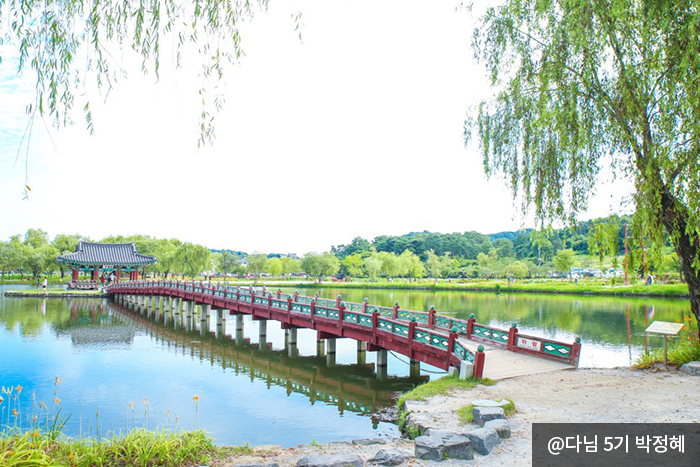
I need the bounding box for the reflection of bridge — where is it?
[108,282,582,379]
[111,301,427,416]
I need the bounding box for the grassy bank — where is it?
[224,279,690,299]
[4,289,106,297]
[634,338,700,369]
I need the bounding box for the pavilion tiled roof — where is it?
[56,242,157,267]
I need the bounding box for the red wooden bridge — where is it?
[106,281,582,379]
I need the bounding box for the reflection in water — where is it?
[112,301,426,418]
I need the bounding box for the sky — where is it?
[0,0,632,255]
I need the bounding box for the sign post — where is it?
[644,321,685,364]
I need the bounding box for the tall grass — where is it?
[634,337,700,369]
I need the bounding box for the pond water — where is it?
[1,284,695,446]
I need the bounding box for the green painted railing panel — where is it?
[377,307,394,317]
[490,329,509,344]
[344,313,358,323]
[291,303,302,312]
[297,296,314,304]
[472,325,491,340]
[414,329,432,344]
[435,316,451,329]
[348,303,364,313]
[315,308,328,317]
[254,297,267,305]
[378,319,392,332]
[543,342,571,357]
[316,299,336,308]
[300,304,311,314]
[430,334,449,349]
[393,323,409,337]
[358,314,373,326]
[271,300,286,309]
[366,306,379,314]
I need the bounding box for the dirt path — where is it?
[215,368,699,466]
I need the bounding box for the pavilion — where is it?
[56,241,157,282]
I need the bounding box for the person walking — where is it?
[42,277,48,292]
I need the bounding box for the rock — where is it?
[680,361,700,376]
[352,438,388,446]
[441,434,474,460]
[484,419,511,439]
[465,428,501,455]
[424,429,467,438]
[471,399,510,407]
[372,406,399,424]
[472,406,505,427]
[234,464,279,467]
[414,435,445,461]
[367,449,412,465]
[296,455,363,467]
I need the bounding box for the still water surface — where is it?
[0,284,695,446]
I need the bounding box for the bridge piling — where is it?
[357,341,367,365]
[327,338,336,355]
[316,339,325,357]
[377,349,388,367]
[410,358,421,378]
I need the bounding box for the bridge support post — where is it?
[326,338,336,355]
[410,358,421,378]
[357,341,367,365]
[235,315,244,345]
[377,364,388,382]
[155,296,161,319]
[288,328,297,345]
[316,339,325,357]
[201,304,211,326]
[377,349,388,367]
[215,309,226,335]
[326,351,336,367]
[186,301,193,319]
[259,319,267,340]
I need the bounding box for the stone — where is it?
[296,454,363,467]
[352,438,388,446]
[367,449,412,465]
[372,406,399,424]
[414,435,445,461]
[484,419,511,439]
[234,464,279,467]
[472,406,505,427]
[424,429,466,438]
[680,361,700,376]
[441,434,474,460]
[471,399,510,407]
[465,428,501,455]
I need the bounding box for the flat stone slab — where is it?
[680,361,700,376]
[442,434,474,460]
[472,406,505,427]
[465,428,500,455]
[414,435,444,461]
[296,455,363,467]
[367,449,412,466]
[484,419,511,439]
[471,399,510,407]
[352,438,388,446]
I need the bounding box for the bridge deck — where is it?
[459,338,575,380]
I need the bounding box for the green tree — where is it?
[217,251,243,279]
[24,229,49,249]
[553,249,577,281]
[363,255,382,280]
[376,252,400,278]
[399,250,425,281]
[301,252,340,282]
[266,258,283,277]
[470,0,700,327]
[245,254,268,278]
[505,260,528,280]
[173,243,211,279]
[280,257,302,275]
[51,233,82,278]
[342,253,364,277]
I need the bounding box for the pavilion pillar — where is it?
[91,269,98,281]
[117,268,121,282]
[72,269,79,281]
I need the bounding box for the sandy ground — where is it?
[214,367,699,466]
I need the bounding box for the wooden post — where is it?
[277,289,281,299]
[571,337,582,366]
[467,313,475,338]
[447,326,457,357]
[336,294,342,309]
[392,302,399,319]
[408,318,417,356]
[428,305,436,328]
[474,345,486,378]
[362,298,368,314]
[338,301,346,329]
[72,269,79,281]
[507,323,518,351]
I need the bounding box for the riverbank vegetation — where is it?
[634,338,700,369]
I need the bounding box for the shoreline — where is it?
[3,291,108,298]
[213,366,700,466]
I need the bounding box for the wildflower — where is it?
[12,409,18,417]
[129,402,134,410]
[55,398,61,404]
[16,385,22,395]
[32,431,39,438]
[193,395,199,402]
[32,415,37,422]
